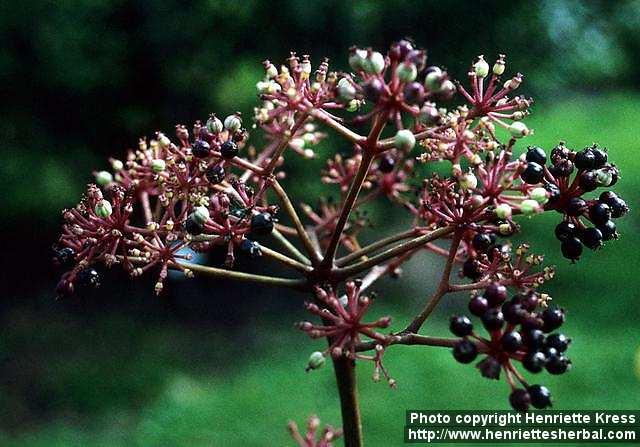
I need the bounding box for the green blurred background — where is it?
[1,1,639,445]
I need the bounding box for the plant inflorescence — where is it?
[53,39,628,446]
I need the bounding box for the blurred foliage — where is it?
[1,1,640,445]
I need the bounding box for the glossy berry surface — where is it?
[250,213,274,236]
[192,139,211,158]
[580,227,603,250]
[521,162,544,184]
[481,308,504,331]
[452,339,478,364]
[378,154,395,173]
[555,221,577,241]
[184,215,204,235]
[449,315,473,337]
[501,331,522,352]
[545,333,570,352]
[542,307,565,333]
[590,203,611,226]
[468,295,489,317]
[525,146,546,165]
[528,385,552,409]
[509,388,531,411]
[523,351,546,373]
[205,165,226,184]
[220,140,239,159]
[561,237,582,261]
[76,268,100,288]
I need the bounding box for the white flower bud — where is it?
[459,172,478,190]
[265,62,278,79]
[508,121,530,138]
[337,77,356,101]
[110,159,124,171]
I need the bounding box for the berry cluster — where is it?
[451,282,569,410]
[520,143,628,261]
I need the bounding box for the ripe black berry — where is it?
[599,191,617,202]
[549,159,574,177]
[476,356,501,379]
[485,282,507,306]
[546,355,571,375]
[561,237,582,261]
[551,143,571,161]
[509,388,531,411]
[545,333,570,352]
[545,183,561,205]
[240,238,261,258]
[462,258,482,280]
[542,307,565,333]
[192,139,211,158]
[220,140,239,159]
[580,227,603,250]
[523,351,546,373]
[590,203,611,226]
[502,301,524,324]
[53,247,76,268]
[523,328,546,350]
[472,233,494,252]
[566,197,587,217]
[591,146,608,168]
[452,339,478,364]
[501,331,523,352]
[525,146,547,165]
[206,165,226,184]
[574,148,596,170]
[597,220,617,241]
[363,78,385,103]
[184,215,204,235]
[403,81,425,104]
[482,308,504,331]
[250,212,274,236]
[608,197,628,218]
[76,268,100,288]
[521,162,544,184]
[554,221,577,241]
[578,170,598,192]
[468,295,489,317]
[449,315,473,337]
[528,384,552,409]
[378,154,395,173]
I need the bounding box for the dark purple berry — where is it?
[184,215,204,235]
[476,356,501,380]
[452,339,478,364]
[574,148,596,170]
[580,227,603,250]
[546,355,571,375]
[502,301,524,324]
[485,282,507,306]
[205,165,225,184]
[528,385,552,409]
[566,197,587,216]
[542,307,565,333]
[555,221,577,241]
[220,140,239,159]
[76,268,100,288]
[590,203,611,226]
[545,333,570,352]
[608,197,628,218]
[250,213,274,236]
[53,247,76,268]
[597,220,617,241]
[578,170,598,192]
[599,191,617,203]
[449,315,473,337]
[525,146,547,165]
[403,81,425,104]
[523,329,546,350]
[472,233,494,252]
[551,143,571,161]
[509,389,531,411]
[520,291,540,311]
[192,139,211,158]
[549,159,574,177]
[462,258,482,280]
[501,331,523,352]
[523,351,546,373]
[545,183,561,205]
[468,295,489,317]
[561,237,583,260]
[240,238,261,258]
[482,308,504,331]
[521,162,544,184]
[591,146,608,168]
[363,78,385,103]
[378,154,395,173]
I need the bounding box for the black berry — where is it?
[378,154,395,173]
[184,215,204,235]
[561,237,582,261]
[220,140,239,159]
[523,329,546,350]
[482,308,504,331]
[545,333,570,352]
[591,146,608,168]
[566,197,587,217]
[53,247,76,268]
[192,139,211,158]
[608,197,628,218]
[472,233,494,252]
[521,162,544,184]
[501,331,523,352]
[449,315,473,337]
[525,146,547,165]
[597,220,617,241]
[205,165,226,184]
[250,212,274,236]
[462,258,482,280]
[522,351,546,373]
[555,221,577,241]
[502,301,524,324]
[546,355,571,375]
[542,307,565,333]
[452,339,478,364]
[528,385,552,409]
[240,238,261,258]
[76,268,100,288]
[578,170,598,192]
[590,203,611,226]
[476,356,501,380]
[485,282,508,306]
[580,227,603,250]
[509,389,531,411]
[363,78,385,103]
[574,148,595,170]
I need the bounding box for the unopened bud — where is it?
[94,199,113,218]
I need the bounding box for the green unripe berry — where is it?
[493,60,505,76]
[110,159,124,171]
[348,48,367,71]
[363,51,385,74]
[307,351,326,371]
[473,56,489,78]
[521,199,541,216]
[95,171,113,186]
[337,77,356,101]
[206,115,224,134]
[508,121,530,138]
[151,159,166,173]
[94,199,113,218]
[224,114,242,133]
[394,129,416,151]
[192,206,210,225]
[459,172,478,191]
[396,62,417,82]
[530,187,548,205]
[495,203,512,219]
[595,169,613,186]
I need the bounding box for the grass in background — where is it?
[1,94,639,446]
